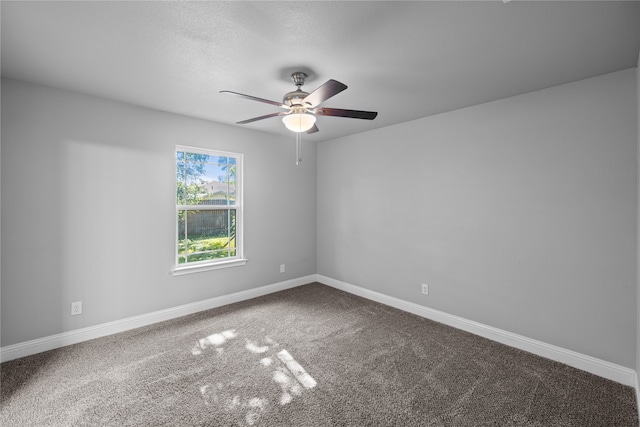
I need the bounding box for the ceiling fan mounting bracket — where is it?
[291,72,308,88]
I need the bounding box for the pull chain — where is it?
[296,132,302,165]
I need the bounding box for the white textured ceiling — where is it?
[2,1,639,142]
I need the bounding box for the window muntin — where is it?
[175,146,243,271]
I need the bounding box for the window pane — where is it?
[177,210,187,263]
[211,156,235,206]
[176,162,186,205]
[229,209,236,249]
[178,155,237,206]
[180,209,235,263]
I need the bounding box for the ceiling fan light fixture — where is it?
[282,112,316,132]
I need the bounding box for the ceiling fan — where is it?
[220,72,378,134]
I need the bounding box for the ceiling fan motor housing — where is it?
[283,89,310,108]
[282,71,313,108]
[283,72,311,107]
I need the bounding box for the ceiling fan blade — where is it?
[303,79,348,108]
[306,124,319,134]
[237,112,286,124]
[220,90,285,108]
[315,108,378,120]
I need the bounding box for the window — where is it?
[173,146,245,275]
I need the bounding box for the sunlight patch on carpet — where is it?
[245,339,269,354]
[192,329,237,355]
[277,349,317,390]
[193,329,317,425]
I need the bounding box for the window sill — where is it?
[171,258,248,276]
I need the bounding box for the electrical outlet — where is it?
[280,264,285,273]
[71,301,82,316]
[421,284,429,295]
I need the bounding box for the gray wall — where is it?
[317,69,637,368]
[2,69,638,371]
[637,52,640,379]
[1,78,317,347]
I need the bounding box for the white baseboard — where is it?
[316,274,637,387]
[635,372,640,419]
[0,275,314,363]
[2,273,637,389]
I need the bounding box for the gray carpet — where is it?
[1,283,637,426]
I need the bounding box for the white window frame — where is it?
[172,145,246,276]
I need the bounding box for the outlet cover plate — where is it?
[71,301,82,315]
